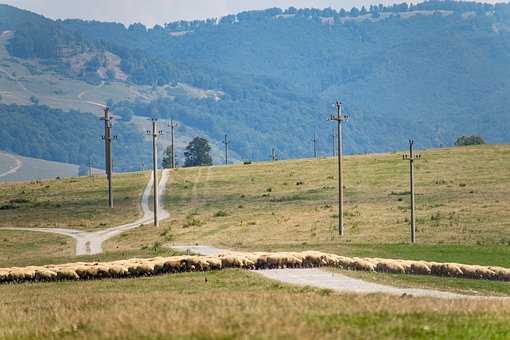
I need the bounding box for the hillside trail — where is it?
[2,170,170,255]
[171,245,509,300]
[0,152,22,178]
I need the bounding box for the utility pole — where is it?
[223,134,230,165]
[87,156,93,177]
[147,118,163,227]
[169,119,178,168]
[312,133,318,159]
[402,140,421,244]
[331,129,337,157]
[101,107,115,208]
[271,147,277,161]
[140,159,145,172]
[329,101,349,236]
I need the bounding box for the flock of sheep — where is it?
[1,251,509,284]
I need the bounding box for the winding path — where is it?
[0,152,22,179]
[2,170,170,255]
[171,245,508,300]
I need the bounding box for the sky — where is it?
[1,0,489,27]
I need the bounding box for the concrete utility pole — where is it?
[147,118,163,227]
[101,107,115,208]
[271,147,277,161]
[169,119,178,168]
[402,140,421,244]
[223,134,230,165]
[329,101,349,236]
[87,156,92,177]
[312,133,318,159]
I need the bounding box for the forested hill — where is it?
[0,1,510,167]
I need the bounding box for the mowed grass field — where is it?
[2,269,510,339]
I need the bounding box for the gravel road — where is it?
[2,170,170,255]
[171,245,508,300]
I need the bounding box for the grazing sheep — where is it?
[430,263,463,277]
[352,259,376,272]
[55,268,79,280]
[376,260,405,274]
[34,269,57,281]
[409,261,431,275]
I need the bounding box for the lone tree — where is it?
[455,135,486,146]
[162,145,177,169]
[184,137,213,167]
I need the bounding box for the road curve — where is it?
[0,153,23,179]
[171,245,508,300]
[2,170,170,255]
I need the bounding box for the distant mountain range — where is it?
[0,1,509,170]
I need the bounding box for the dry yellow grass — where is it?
[0,172,149,231]
[1,270,510,339]
[104,145,510,259]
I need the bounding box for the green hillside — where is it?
[0,2,509,166]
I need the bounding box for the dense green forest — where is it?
[0,104,147,171]
[0,1,509,164]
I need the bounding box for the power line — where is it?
[147,118,163,227]
[223,134,231,165]
[402,139,422,244]
[329,101,349,236]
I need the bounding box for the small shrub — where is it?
[266,187,272,192]
[183,214,203,228]
[296,181,304,186]
[9,198,30,204]
[151,241,161,253]
[214,210,229,217]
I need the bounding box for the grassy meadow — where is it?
[105,144,510,265]
[0,172,149,266]
[0,172,148,231]
[1,144,510,339]
[2,269,510,339]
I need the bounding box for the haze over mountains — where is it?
[0,1,509,171]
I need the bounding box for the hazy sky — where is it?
[1,0,489,27]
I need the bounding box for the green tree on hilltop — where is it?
[455,136,486,147]
[184,137,212,167]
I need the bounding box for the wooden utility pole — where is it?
[402,140,421,243]
[147,118,163,227]
[169,119,178,168]
[329,101,349,236]
[101,107,115,208]
[271,148,277,161]
[223,134,230,165]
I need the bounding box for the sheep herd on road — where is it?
[1,251,509,284]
